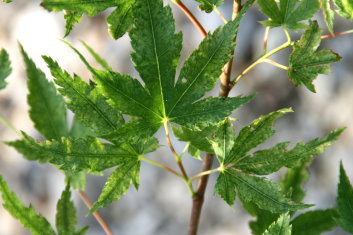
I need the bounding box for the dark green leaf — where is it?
[320,0,335,34]
[235,128,344,175]
[107,1,134,40]
[288,21,341,92]
[7,132,158,173]
[224,108,292,164]
[20,45,68,140]
[214,172,236,205]
[336,161,353,233]
[64,11,82,37]
[211,119,235,163]
[0,48,11,89]
[194,0,224,13]
[41,0,118,16]
[56,185,77,235]
[0,175,56,235]
[263,213,291,235]
[291,209,338,235]
[69,116,95,138]
[334,0,353,20]
[65,171,86,190]
[43,56,124,137]
[90,160,140,212]
[258,0,320,31]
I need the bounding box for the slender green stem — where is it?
[231,41,293,86]
[214,7,227,23]
[283,27,291,43]
[261,58,289,70]
[190,167,221,181]
[0,114,21,136]
[139,156,183,178]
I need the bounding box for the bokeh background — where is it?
[0,1,353,234]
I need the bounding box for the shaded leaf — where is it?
[56,185,77,234]
[64,11,82,37]
[65,171,86,191]
[288,21,341,92]
[320,0,335,34]
[263,213,291,235]
[0,175,56,235]
[334,0,353,20]
[21,45,68,140]
[0,48,11,89]
[291,209,338,235]
[336,161,353,233]
[107,1,134,40]
[214,171,236,205]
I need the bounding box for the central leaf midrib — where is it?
[168,36,227,116]
[146,0,167,118]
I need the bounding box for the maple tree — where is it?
[0,0,353,234]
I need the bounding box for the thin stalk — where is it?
[78,191,113,235]
[214,7,227,23]
[172,0,207,37]
[262,26,270,54]
[321,29,353,39]
[0,114,21,136]
[261,58,289,70]
[139,156,183,178]
[190,167,221,181]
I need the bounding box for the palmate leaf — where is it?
[90,160,140,212]
[43,56,124,137]
[20,45,68,140]
[257,0,320,31]
[235,128,344,175]
[94,0,254,134]
[291,209,338,235]
[334,0,353,20]
[211,119,235,163]
[0,175,56,235]
[56,184,88,235]
[7,132,158,173]
[336,161,353,233]
[0,48,11,90]
[288,21,341,92]
[64,11,82,37]
[319,0,335,34]
[107,0,134,40]
[263,213,291,235]
[217,169,310,213]
[194,0,224,13]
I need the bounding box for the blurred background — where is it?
[0,0,353,234]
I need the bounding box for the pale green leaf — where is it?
[194,0,224,13]
[258,0,320,31]
[187,145,202,160]
[0,175,56,235]
[235,128,344,175]
[288,21,341,92]
[224,108,292,164]
[56,185,76,235]
[43,56,124,137]
[64,11,82,37]
[41,0,118,16]
[211,119,235,163]
[263,213,291,235]
[320,0,335,34]
[0,48,11,89]
[334,0,353,20]
[69,116,95,138]
[107,1,134,40]
[90,160,140,212]
[291,209,338,235]
[336,161,353,233]
[81,41,112,71]
[65,171,86,190]
[7,132,158,173]
[214,172,236,205]
[21,45,68,140]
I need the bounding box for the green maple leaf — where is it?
[0,175,56,235]
[336,161,353,233]
[334,0,353,20]
[20,45,69,140]
[107,0,134,40]
[319,0,335,34]
[290,209,338,235]
[56,184,88,234]
[257,0,320,31]
[263,213,292,235]
[64,11,82,37]
[211,119,235,163]
[93,0,254,135]
[195,0,224,13]
[7,132,158,173]
[288,21,341,92]
[0,48,11,90]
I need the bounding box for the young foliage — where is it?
[257,0,320,31]
[290,209,338,235]
[336,161,353,233]
[64,11,82,37]
[288,21,341,92]
[107,0,134,40]
[56,185,88,234]
[334,0,353,20]
[20,45,68,140]
[0,48,11,90]
[263,213,291,235]
[0,175,56,235]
